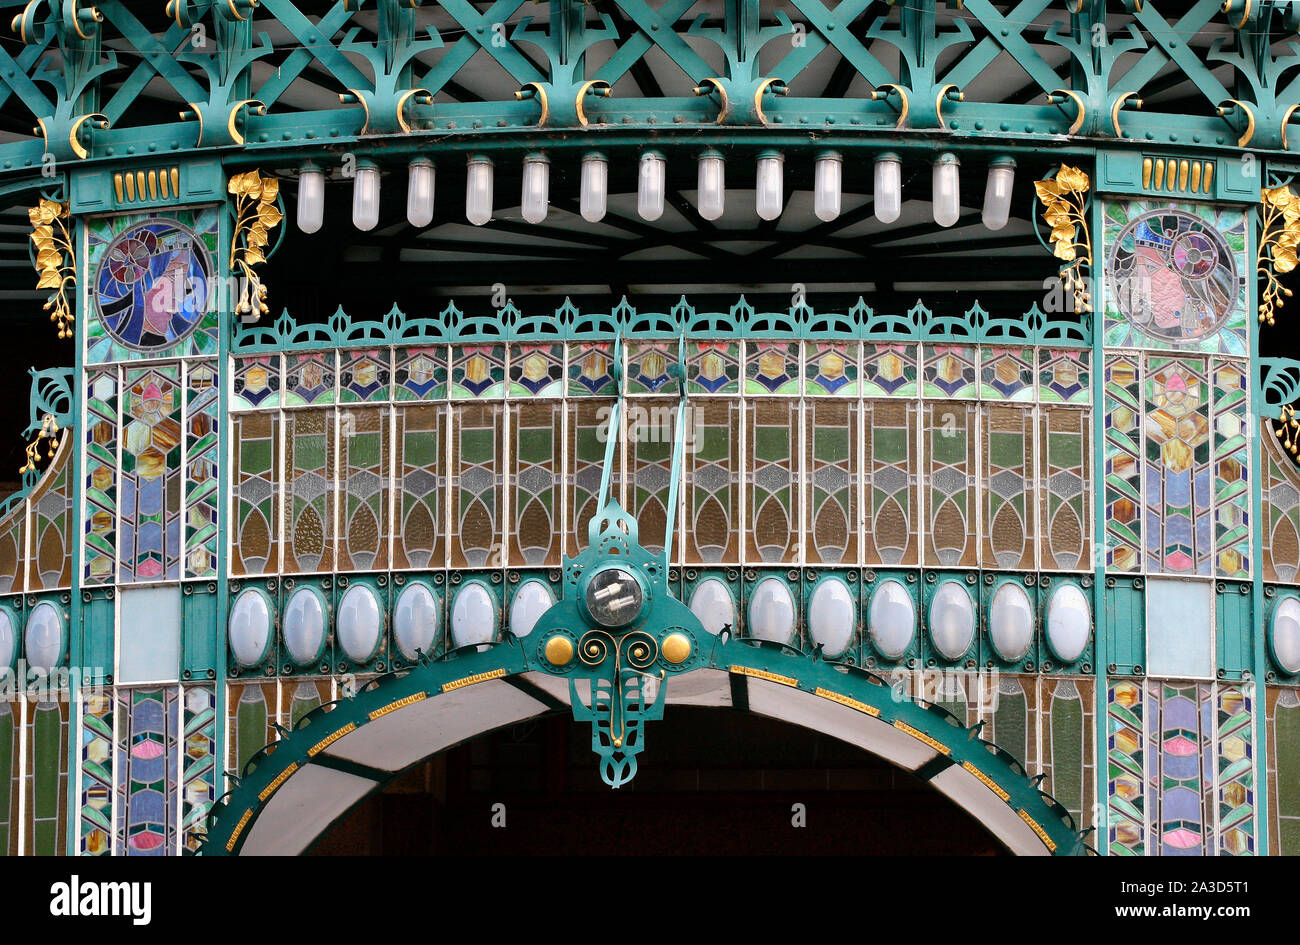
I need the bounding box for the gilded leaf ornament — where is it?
[1258,183,1300,327]
[28,198,75,339]
[1034,165,1092,315]
[228,170,284,319]
[20,413,59,475]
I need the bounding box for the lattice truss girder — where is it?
[1,0,1300,168]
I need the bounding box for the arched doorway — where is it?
[311,706,1007,855]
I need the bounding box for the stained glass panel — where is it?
[451,403,503,568]
[25,696,67,856]
[283,351,335,406]
[1039,348,1090,404]
[628,399,674,558]
[227,682,276,778]
[393,404,444,570]
[744,341,800,395]
[80,690,113,855]
[283,410,335,573]
[982,405,1034,571]
[922,344,977,399]
[862,343,917,397]
[747,399,798,563]
[627,342,676,395]
[0,507,20,595]
[685,400,740,563]
[85,208,221,363]
[508,344,564,397]
[0,702,13,855]
[340,348,390,403]
[1144,357,1212,574]
[394,346,447,400]
[566,400,619,559]
[806,400,858,565]
[1211,361,1250,578]
[232,355,279,410]
[568,344,616,396]
[184,361,219,578]
[688,341,740,395]
[1103,199,1248,356]
[980,346,1034,402]
[1108,679,1146,855]
[804,342,859,397]
[1044,678,1095,838]
[1040,407,1091,571]
[1216,684,1254,855]
[181,685,216,854]
[452,345,506,399]
[863,399,917,566]
[84,368,118,584]
[511,402,562,565]
[1268,687,1300,855]
[338,407,389,572]
[28,435,72,590]
[924,401,977,567]
[232,411,279,576]
[1263,425,1300,583]
[120,365,183,582]
[1104,355,1142,572]
[116,688,176,856]
[1148,682,1214,856]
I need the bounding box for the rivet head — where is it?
[544,635,574,665]
[662,633,691,664]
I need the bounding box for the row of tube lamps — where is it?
[296,151,1018,234]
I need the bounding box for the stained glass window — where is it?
[283,409,335,574]
[1041,407,1090,571]
[567,400,618,558]
[181,685,216,854]
[27,435,72,590]
[184,361,219,578]
[80,691,113,855]
[1268,686,1300,855]
[508,344,563,397]
[1263,423,1300,584]
[686,400,740,563]
[1216,684,1254,855]
[628,399,675,557]
[84,368,118,584]
[116,688,177,856]
[393,404,444,570]
[120,366,183,582]
[747,399,799,563]
[22,697,67,856]
[451,403,503,568]
[511,401,563,565]
[1147,682,1215,856]
[340,349,390,403]
[90,216,215,356]
[1145,358,1212,575]
[232,411,279,576]
[982,405,1034,571]
[924,401,977,568]
[0,701,13,855]
[1103,200,1247,355]
[863,399,917,566]
[284,351,335,406]
[1108,679,1146,855]
[1044,678,1095,838]
[806,400,858,565]
[338,408,389,572]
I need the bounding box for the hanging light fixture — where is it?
[755,150,784,221]
[580,152,608,223]
[638,151,665,222]
[932,152,961,227]
[814,150,842,222]
[406,157,435,229]
[465,154,494,226]
[874,152,901,224]
[981,156,1016,231]
[521,152,550,224]
[697,148,725,221]
[297,163,325,234]
[352,159,381,231]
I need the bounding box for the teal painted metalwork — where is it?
[0,0,1296,183]
[232,297,1092,352]
[193,638,1093,855]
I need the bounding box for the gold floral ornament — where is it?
[1034,165,1092,315]
[1258,184,1300,327]
[228,170,284,319]
[20,413,59,475]
[28,198,75,340]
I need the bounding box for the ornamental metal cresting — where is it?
[0,0,1295,858]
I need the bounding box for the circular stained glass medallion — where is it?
[1106,209,1239,343]
[94,219,213,350]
